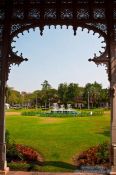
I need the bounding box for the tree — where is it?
[84,82,102,108]
[7,89,22,105]
[100,88,110,107]
[58,83,80,107]
[66,83,79,105]
[58,83,68,106]
[41,80,51,108]
[41,80,51,91]
[21,92,32,108]
[5,86,13,103]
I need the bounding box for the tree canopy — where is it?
[6,80,109,109]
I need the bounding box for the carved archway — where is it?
[0,0,116,174]
[10,23,108,64]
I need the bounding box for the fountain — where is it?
[51,103,77,115]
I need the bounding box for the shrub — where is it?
[6,130,44,166]
[21,110,41,116]
[6,130,23,162]
[8,162,30,171]
[16,144,44,165]
[77,110,104,117]
[8,162,43,171]
[74,142,110,168]
[21,109,104,117]
[6,129,10,144]
[7,142,23,162]
[96,142,110,163]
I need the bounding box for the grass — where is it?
[6,110,110,172]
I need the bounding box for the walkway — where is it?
[8,172,103,175]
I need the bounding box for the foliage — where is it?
[21,109,104,117]
[74,142,110,168]
[96,142,110,163]
[6,129,10,144]
[8,162,31,171]
[6,86,22,105]
[6,142,23,162]
[40,112,78,117]
[6,130,44,165]
[21,110,41,116]
[8,162,43,171]
[58,83,68,105]
[58,83,80,106]
[41,80,51,91]
[84,82,102,108]
[6,81,109,109]
[6,130,23,162]
[100,89,110,103]
[16,144,44,165]
[77,109,104,117]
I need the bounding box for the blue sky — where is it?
[8,26,109,92]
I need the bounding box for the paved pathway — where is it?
[8,172,103,175]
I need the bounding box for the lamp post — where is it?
[35,95,38,110]
[88,91,90,109]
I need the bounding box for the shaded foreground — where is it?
[8,172,103,175]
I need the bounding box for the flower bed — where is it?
[74,142,110,168]
[16,144,44,165]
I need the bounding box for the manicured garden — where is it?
[21,108,104,117]
[6,109,110,172]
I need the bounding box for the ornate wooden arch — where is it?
[0,0,116,174]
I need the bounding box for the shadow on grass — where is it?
[44,161,76,170]
[97,127,110,137]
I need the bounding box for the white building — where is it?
[5,103,10,110]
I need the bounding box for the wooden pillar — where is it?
[0,0,12,174]
[110,41,116,174]
[0,64,8,174]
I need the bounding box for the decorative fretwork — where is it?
[0,22,4,85]
[77,9,89,19]
[8,53,28,66]
[6,0,112,72]
[0,10,5,20]
[61,9,73,19]
[93,23,107,33]
[94,0,105,3]
[11,24,23,34]
[0,45,2,58]
[29,0,41,4]
[61,0,72,4]
[13,9,24,20]
[113,24,116,41]
[0,0,116,79]
[28,9,40,19]
[93,8,105,19]
[0,25,3,41]
[44,9,56,19]
[77,0,89,4]
[13,0,24,5]
[0,24,3,60]
[114,9,116,19]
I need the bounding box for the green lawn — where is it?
[6,111,110,172]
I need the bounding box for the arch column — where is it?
[0,27,10,175]
[110,41,116,174]
[0,63,8,174]
[0,26,9,173]
[0,1,12,174]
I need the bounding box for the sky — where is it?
[8,26,109,92]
